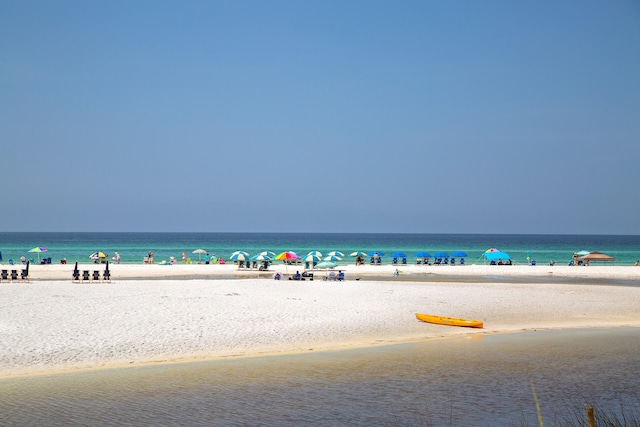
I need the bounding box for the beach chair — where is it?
[392,258,398,264]
[370,257,375,265]
[82,271,90,282]
[337,271,345,281]
[302,271,314,281]
[103,269,111,283]
[450,258,456,265]
[376,257,381,265]
[434,258,441,265]
[325,272,337,281]
[93,271,101,282]
[402,257,407,265]
[20,265,29,282]
[460,258,465,265]
[72,269,80,282]
[416,259,422,265]
[11,270,18,281]
[0,269,7,282]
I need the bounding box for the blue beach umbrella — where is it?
[450,251,468,257]
[251,254,271,262]
[433,251,449,258]
[414,251,432,258]
[390,252,407,258]
[367,251,384,257]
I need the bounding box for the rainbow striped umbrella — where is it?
[28,247,47,261]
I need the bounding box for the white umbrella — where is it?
[192,248,207,262]
[327,251,345,257]
[323,255,342,261]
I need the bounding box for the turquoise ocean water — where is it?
[1,232,639,265]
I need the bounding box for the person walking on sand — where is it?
[148,251,154,264]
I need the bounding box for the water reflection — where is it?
[1,328,638,426]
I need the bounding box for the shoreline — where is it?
[8,262,640,281]
[1,269,639,380]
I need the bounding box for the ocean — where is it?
[1,232,639,266]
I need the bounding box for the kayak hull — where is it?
[415,313,483,328]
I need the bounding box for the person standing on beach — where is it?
[148,251,154,264]
[114,251,121,264]
[182,252,186,264]
[573,252,578,266]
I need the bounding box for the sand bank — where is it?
[1,267,639,378]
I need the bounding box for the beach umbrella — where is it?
[323,255,342,261]
[576,250,591,256]
[350,251,367,257]
[251,254,272,262]
[414,251,432,258]
[327,251,345,257]
[433,252,449,258]
[306,251,323,258]
[259,251,277,257]
[451,251,468,257]
[390,252,407,258]
[275,251,299,261]
[485,248,501,253]
[367,251,384,257]
[230,252,249,261]
[302,254,321,263]
[315,261,337,269]
[192,248,207,262]
[89,252,107,261]
[28,247,47,262]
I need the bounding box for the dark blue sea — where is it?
[1,232,639,266]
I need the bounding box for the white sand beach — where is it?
[1,263,639,379]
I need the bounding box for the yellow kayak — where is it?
[415,313,483,328]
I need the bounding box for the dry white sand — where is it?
[1,263,639,378]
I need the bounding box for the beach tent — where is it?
[578,251,615,262]
[483,251,511,261]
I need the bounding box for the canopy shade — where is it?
[578,251,615,262]
[484,251,511,261]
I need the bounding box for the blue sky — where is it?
[2,0,639,234]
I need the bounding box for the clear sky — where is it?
[1,0,639,234]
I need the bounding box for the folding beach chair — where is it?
[20,262,29,282]
[11,270,18,281]
[392,258,398,264]
[337,271,345,281]
[93,271,101,282]
[0,269,7,282]
[82,271,90,282]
